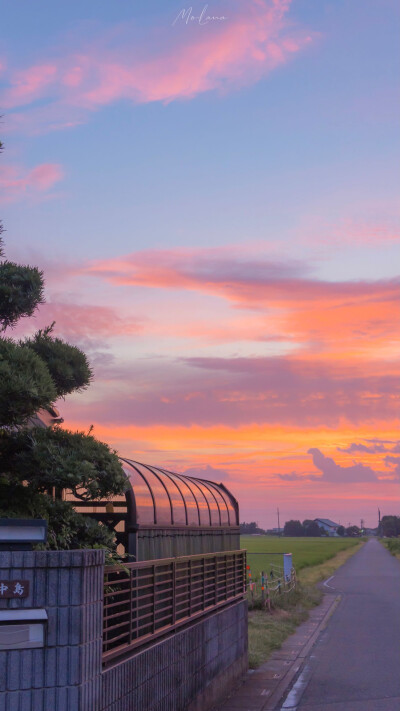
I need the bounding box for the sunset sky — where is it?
[1,0,399,529]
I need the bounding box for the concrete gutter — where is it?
[214,592,341,711]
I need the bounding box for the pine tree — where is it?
[0,151,127,552]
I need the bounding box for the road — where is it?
[281,539,400,711]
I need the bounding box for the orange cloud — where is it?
[86,246,400,357]
[59,417,400,527]
[0,162,64,202]
[87,246,399,305]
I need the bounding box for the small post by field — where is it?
[261,571,265,606]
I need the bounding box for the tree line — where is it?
[240,520,383,537]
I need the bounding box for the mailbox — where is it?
[0,609,48,650]
[0,519,47,550]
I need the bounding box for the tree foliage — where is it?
[0,338,57,426]
[0,160,127,551]
[240,521,265,535]
[345,525,360,537]
[381,515,400,538]
[283,519,304,537]
[22,324,93,398]
[1,426,127,500]
[0,261,45,330]
[302,519,321,537]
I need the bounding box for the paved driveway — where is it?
[281,538,400,710]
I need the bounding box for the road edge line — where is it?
[263,594,341,710]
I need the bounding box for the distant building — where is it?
[314,518,340,536]
[364,528,378,536]
[29,406,64,429]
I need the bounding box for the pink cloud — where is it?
[2,64,57,109]
[86,246,400,309]
[59,353,400,429]
[301,216,400,247]
[84,246,400,354]
[1,1,314,133]
[12,301,143,341]
[0,162,64,203]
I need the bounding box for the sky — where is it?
[1,0,399,529]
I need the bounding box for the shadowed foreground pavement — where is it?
[281,538,400,710]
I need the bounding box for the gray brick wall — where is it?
[101,600,248,711]
[0,550,104,711]
[0,551,248,711]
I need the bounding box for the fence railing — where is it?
[245,552,296,608]
[103,549,246,664]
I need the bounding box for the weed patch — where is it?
[383,538,400,560]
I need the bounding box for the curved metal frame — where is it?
[155,467,189,525]
[122,459,238,529]
[186,476,224,525]
[162,469,202,524]
[137,461,174,525]
[120,458,156,524]
[198,479,232,525]
[68,458,239,531]
[168,470,211,525]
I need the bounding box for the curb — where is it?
[214,592,341,711]
[264,594,341,710]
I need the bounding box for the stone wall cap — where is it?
[0,548,105,568]
[0,608,48,622]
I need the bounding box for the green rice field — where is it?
[241,535,360,580]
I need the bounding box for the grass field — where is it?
[241,535,360,580]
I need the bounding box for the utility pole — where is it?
[277,508,280,536]
[378,508,381,537]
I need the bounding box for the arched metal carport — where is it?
[67,459,240,560]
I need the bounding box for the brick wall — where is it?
[0,551,247,711]
[102,601,248,711]
[0,549,104,711]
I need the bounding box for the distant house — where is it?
[265,528,282,536]
[314,518,340,536]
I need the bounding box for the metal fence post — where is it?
[129,567,133,645]
[172,560,176,625]
[261,571,265,606]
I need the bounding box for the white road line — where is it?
[281,664,311,709]
[323,575,336,589]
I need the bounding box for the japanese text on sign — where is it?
[0,580,29,598]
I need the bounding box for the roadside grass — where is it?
[383,538,400,561]
[246,539,363,668]
[241,535,360,580]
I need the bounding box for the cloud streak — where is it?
[58,353,400,428]
[86,246,400,354]
[181,464,232,482]
[17,301,144,340]
[0,162,64,203]
[1,1,313,133]
[337,440,400,454]
[87,247,400,307]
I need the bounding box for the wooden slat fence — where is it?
[103,550,246,664]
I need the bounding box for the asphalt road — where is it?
[280,539,400,711]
